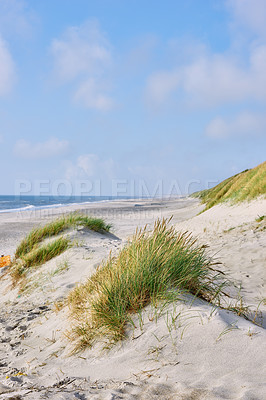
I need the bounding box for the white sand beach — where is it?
[0,197,265,399]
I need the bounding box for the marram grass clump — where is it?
[68,218,227,351]
[193,161,266,212]
[15,213,111,259]
[11,237,71,284]
[10,213,111,286]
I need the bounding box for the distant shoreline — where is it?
[0,196,198,257]
[0,194,189,215]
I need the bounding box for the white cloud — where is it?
[65,154,116,180]
[0,35,16,95]
[145,0,266,110]
[227,0,266,38]
[0,0,36,39]
[14,137,70,159]
[50,20,113,110]
[206,112,266,139]
[74,78,114,110]
[145,45,266,108]
[76,154,99,177]
[51,20,110,82]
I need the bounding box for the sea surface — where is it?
[0,195,133,213]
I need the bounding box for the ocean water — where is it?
[0,195,132,213]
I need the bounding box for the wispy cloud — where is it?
[50,19,114,111]
[65,154,116,180]
[14,137,70,159]
[226,0,266,38]
[0,0,37,39]
[206,112,266,139]
[73,78,113,111]
[145,0,266,110]
[0,35,16,96]
[145,46,266,109]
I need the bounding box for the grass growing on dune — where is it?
[256,215,265,222]
[11,237,71,284]
[15,213,111,259]
[192,161,266,212]
[11,213,111,286]
[68,218,227,351]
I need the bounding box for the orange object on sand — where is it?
[0,255,11,268]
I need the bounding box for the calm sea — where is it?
[0,195,132,213]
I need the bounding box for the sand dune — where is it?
[0,197,265,399]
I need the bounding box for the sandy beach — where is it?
[0,197,265,399]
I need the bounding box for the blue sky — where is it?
[0,0,265,196]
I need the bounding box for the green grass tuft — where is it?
[11,213,110,287]
[67,218,227,351]
[15,213,110,259]
[256,215,265,222]
[10,237,71,284]
[192,161,266,212]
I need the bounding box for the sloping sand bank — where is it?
[0,197,265,399]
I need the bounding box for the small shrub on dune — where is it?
[68,218,227,351]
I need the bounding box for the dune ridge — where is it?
[193,161,266,211]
